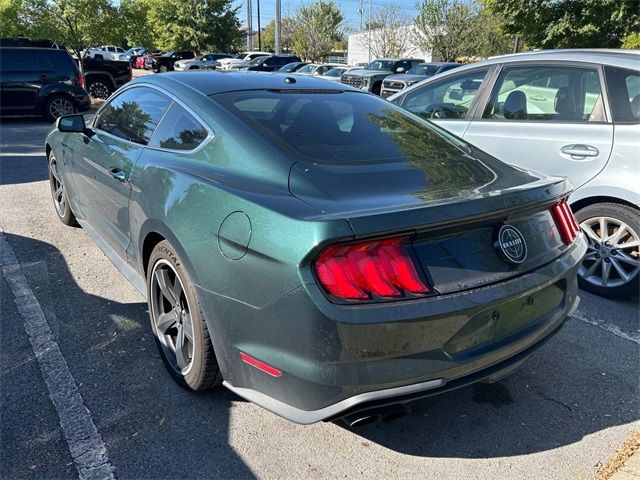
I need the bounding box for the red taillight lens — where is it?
[77,73,85,90]
[314,235,431,302]
[551,198,579,244]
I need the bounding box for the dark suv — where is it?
[0,47,91,121]
[244,54,302,72]
[146,51,196,73]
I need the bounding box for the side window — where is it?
[605,66,640,123]
[402,69,488,120]
[149,103,209,151]
[483,65,604,122]
[0,50,52,72]
[95,87,171,144]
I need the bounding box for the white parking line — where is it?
[0,231,115,480]
[573,310,640,345]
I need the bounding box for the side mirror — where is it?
[395,67,405,73]
[57,114,86,133]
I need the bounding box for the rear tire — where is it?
[44,94,76,121]
[147,240,222,390]
[159,65,168,73]
[86,77,113,99]
[575,202,640,298]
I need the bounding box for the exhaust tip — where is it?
[337,404,409,428]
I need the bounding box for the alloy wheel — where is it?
[150,259,195,375]
[88,81,110,99]
[579,216,640,288]
[49,98,75,119]
[49,156,66,217]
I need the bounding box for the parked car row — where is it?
[0,46,132,119]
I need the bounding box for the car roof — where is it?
[444,49,640,74]
[135,71,355,95]
[376,58,424,62]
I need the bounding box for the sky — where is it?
[231,0,422,34]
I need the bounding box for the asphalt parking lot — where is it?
[0,117,638,480]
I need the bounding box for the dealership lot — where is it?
[0,118,638,479]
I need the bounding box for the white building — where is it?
[347,24,437,66]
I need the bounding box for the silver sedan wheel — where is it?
[49,155,66,217]
[49,98,75,119]
[579,216,640,288]
[150,259,195,375]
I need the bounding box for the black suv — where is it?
[146,51,196,73]
[244,54,302,72]
[0,47,91,121]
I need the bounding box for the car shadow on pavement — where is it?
[2,232,254,479]
[343,299,640,459]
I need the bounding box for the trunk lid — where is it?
[290,149,572,294]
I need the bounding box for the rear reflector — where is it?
[314,235,431,302]
[551,198,579,244]
[240,352,282,377]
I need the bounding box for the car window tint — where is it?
[0,50,52,72]
[402,69,488,120]
[149,103,208,151]
[95,87,171,145]
[483,66,604,122]
[604,66,640,123]
[214,90,479,164]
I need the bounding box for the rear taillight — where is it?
[551,198,579,244]
[314,235,432,302]
[77,73,85,90]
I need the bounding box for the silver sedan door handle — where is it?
[561,144,599,157]
[109,168,126,182]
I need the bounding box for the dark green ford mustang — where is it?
[45,72,586,425]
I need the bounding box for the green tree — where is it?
[118,0,155,49]
[413,0,477,61]
[293,1,344,61]
[0,0,121,72]
[622,32,640,49]
[147,0,242,52]
[483,0,640,49]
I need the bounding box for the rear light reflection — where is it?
[551,198,580,244]
[314,235,431,302]
[77,73,85,90]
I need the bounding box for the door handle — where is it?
[529,95,546,102]
[109,168,126,182]
[561,144,599,157]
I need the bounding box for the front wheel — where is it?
[87,78,112,99]
[147,240,222,390]
[576,202,640,297]
[48,153,79,226]
[159,65,168,73]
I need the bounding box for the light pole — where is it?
[275,0,281,54]
[257,0,262,51]
[367,0,372,62]
[247,0,253,50]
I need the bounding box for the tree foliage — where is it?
[261,17,298,52]
[1,0,120,62]
[360,5,414,59]
[483,0,640,49]
[293,1,344,61]
[414,0,513,60]
[146,0,242,52]
[414,0,478,61]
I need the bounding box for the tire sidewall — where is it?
[44,95,77,122]
[147,240,210,389]
[48,152,76,225]
[575,202,640,297]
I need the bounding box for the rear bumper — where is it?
[197,236,586,424]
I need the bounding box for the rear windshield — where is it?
[407,64,440,76]
[211,90,472,164]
